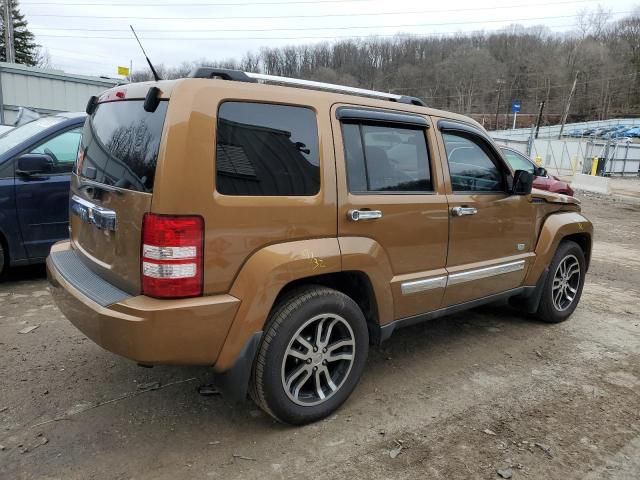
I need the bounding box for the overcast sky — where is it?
[20,0,639,78]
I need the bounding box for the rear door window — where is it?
[215,102,320,196]
[341,122,432,193]
[77,100,168,192]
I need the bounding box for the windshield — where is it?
[0,116,66,154]
[501,148,536,174]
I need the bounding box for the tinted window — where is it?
[0,116,66,155]
[443,133,504,192]
[501,148,536,174]
[216,102,319,196]
[31,128,82,173]
[342,122,431,192]
[78,100,168,192]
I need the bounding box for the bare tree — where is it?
[124,9,640,123]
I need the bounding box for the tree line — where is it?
[0,0,44,66]
[139,7,639,128]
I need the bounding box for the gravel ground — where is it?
[1,191,639,480]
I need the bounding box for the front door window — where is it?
[30,128,82,174]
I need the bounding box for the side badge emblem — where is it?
[517,243,525,251]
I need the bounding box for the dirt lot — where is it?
[1,190,639,480]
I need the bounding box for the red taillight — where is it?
[141,213,204,299]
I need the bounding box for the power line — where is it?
[26,29,576,41]
[31,8,625,34]
[30,16,610,34]
[23,0,371,5]
[24,0,603,19]
[21,0,597,6]
[31,12,631,39]
[47,23,578,64]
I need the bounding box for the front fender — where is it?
[525,212,593,285]
[214,238,342,372]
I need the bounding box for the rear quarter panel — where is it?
[150,80,338,295]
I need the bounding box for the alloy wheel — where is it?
[551,254,581,312]
[281,314,355,407]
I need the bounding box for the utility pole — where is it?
[3,0,15,63]
[558,71,579,139]
[494,79,505,130]
[534,100,546,139]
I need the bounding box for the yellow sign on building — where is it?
[117,66,130,77]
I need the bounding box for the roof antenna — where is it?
[129,25,161,81]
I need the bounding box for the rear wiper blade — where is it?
[78,179,122,195]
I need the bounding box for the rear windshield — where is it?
[77,100,168,192]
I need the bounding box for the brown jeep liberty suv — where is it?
[47,68,593,425]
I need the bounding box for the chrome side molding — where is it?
[401,276,447,295]
[400,260,526,295]
[70,195,117,232]
[447,260,525,286]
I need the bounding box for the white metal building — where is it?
[0,62,121,125]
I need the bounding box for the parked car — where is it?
[624,127,640,137]
[589,127,611,137]
[602,126,629,139]
[500,147,574,195]
[0,112,85,276]
[565,128,586,137]
[47,70,593,425]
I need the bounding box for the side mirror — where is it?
[16,153,54,176]
[534,166,547,177]
[512,169,533,195]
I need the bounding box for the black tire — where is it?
[535,240,586,323]
[250,285,369,425]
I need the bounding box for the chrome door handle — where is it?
[451,206,477,217]
[348,209,383,221]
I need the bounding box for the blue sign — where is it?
[511,101,521,113]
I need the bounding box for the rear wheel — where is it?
[535,240,586,323]
[250,286,368,425]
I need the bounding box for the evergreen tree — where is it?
[0,0,38,66]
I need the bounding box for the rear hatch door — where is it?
[70,95,168,294]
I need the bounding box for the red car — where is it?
[500,146,574,196]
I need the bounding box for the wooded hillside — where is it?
[133,8,640,128]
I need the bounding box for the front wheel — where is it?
[535,240,586,323]
[250,286,369,425]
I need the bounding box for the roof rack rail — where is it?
[189,67,256,83]
[189,68,426,107]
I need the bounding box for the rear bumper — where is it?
[47,241,240,366]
